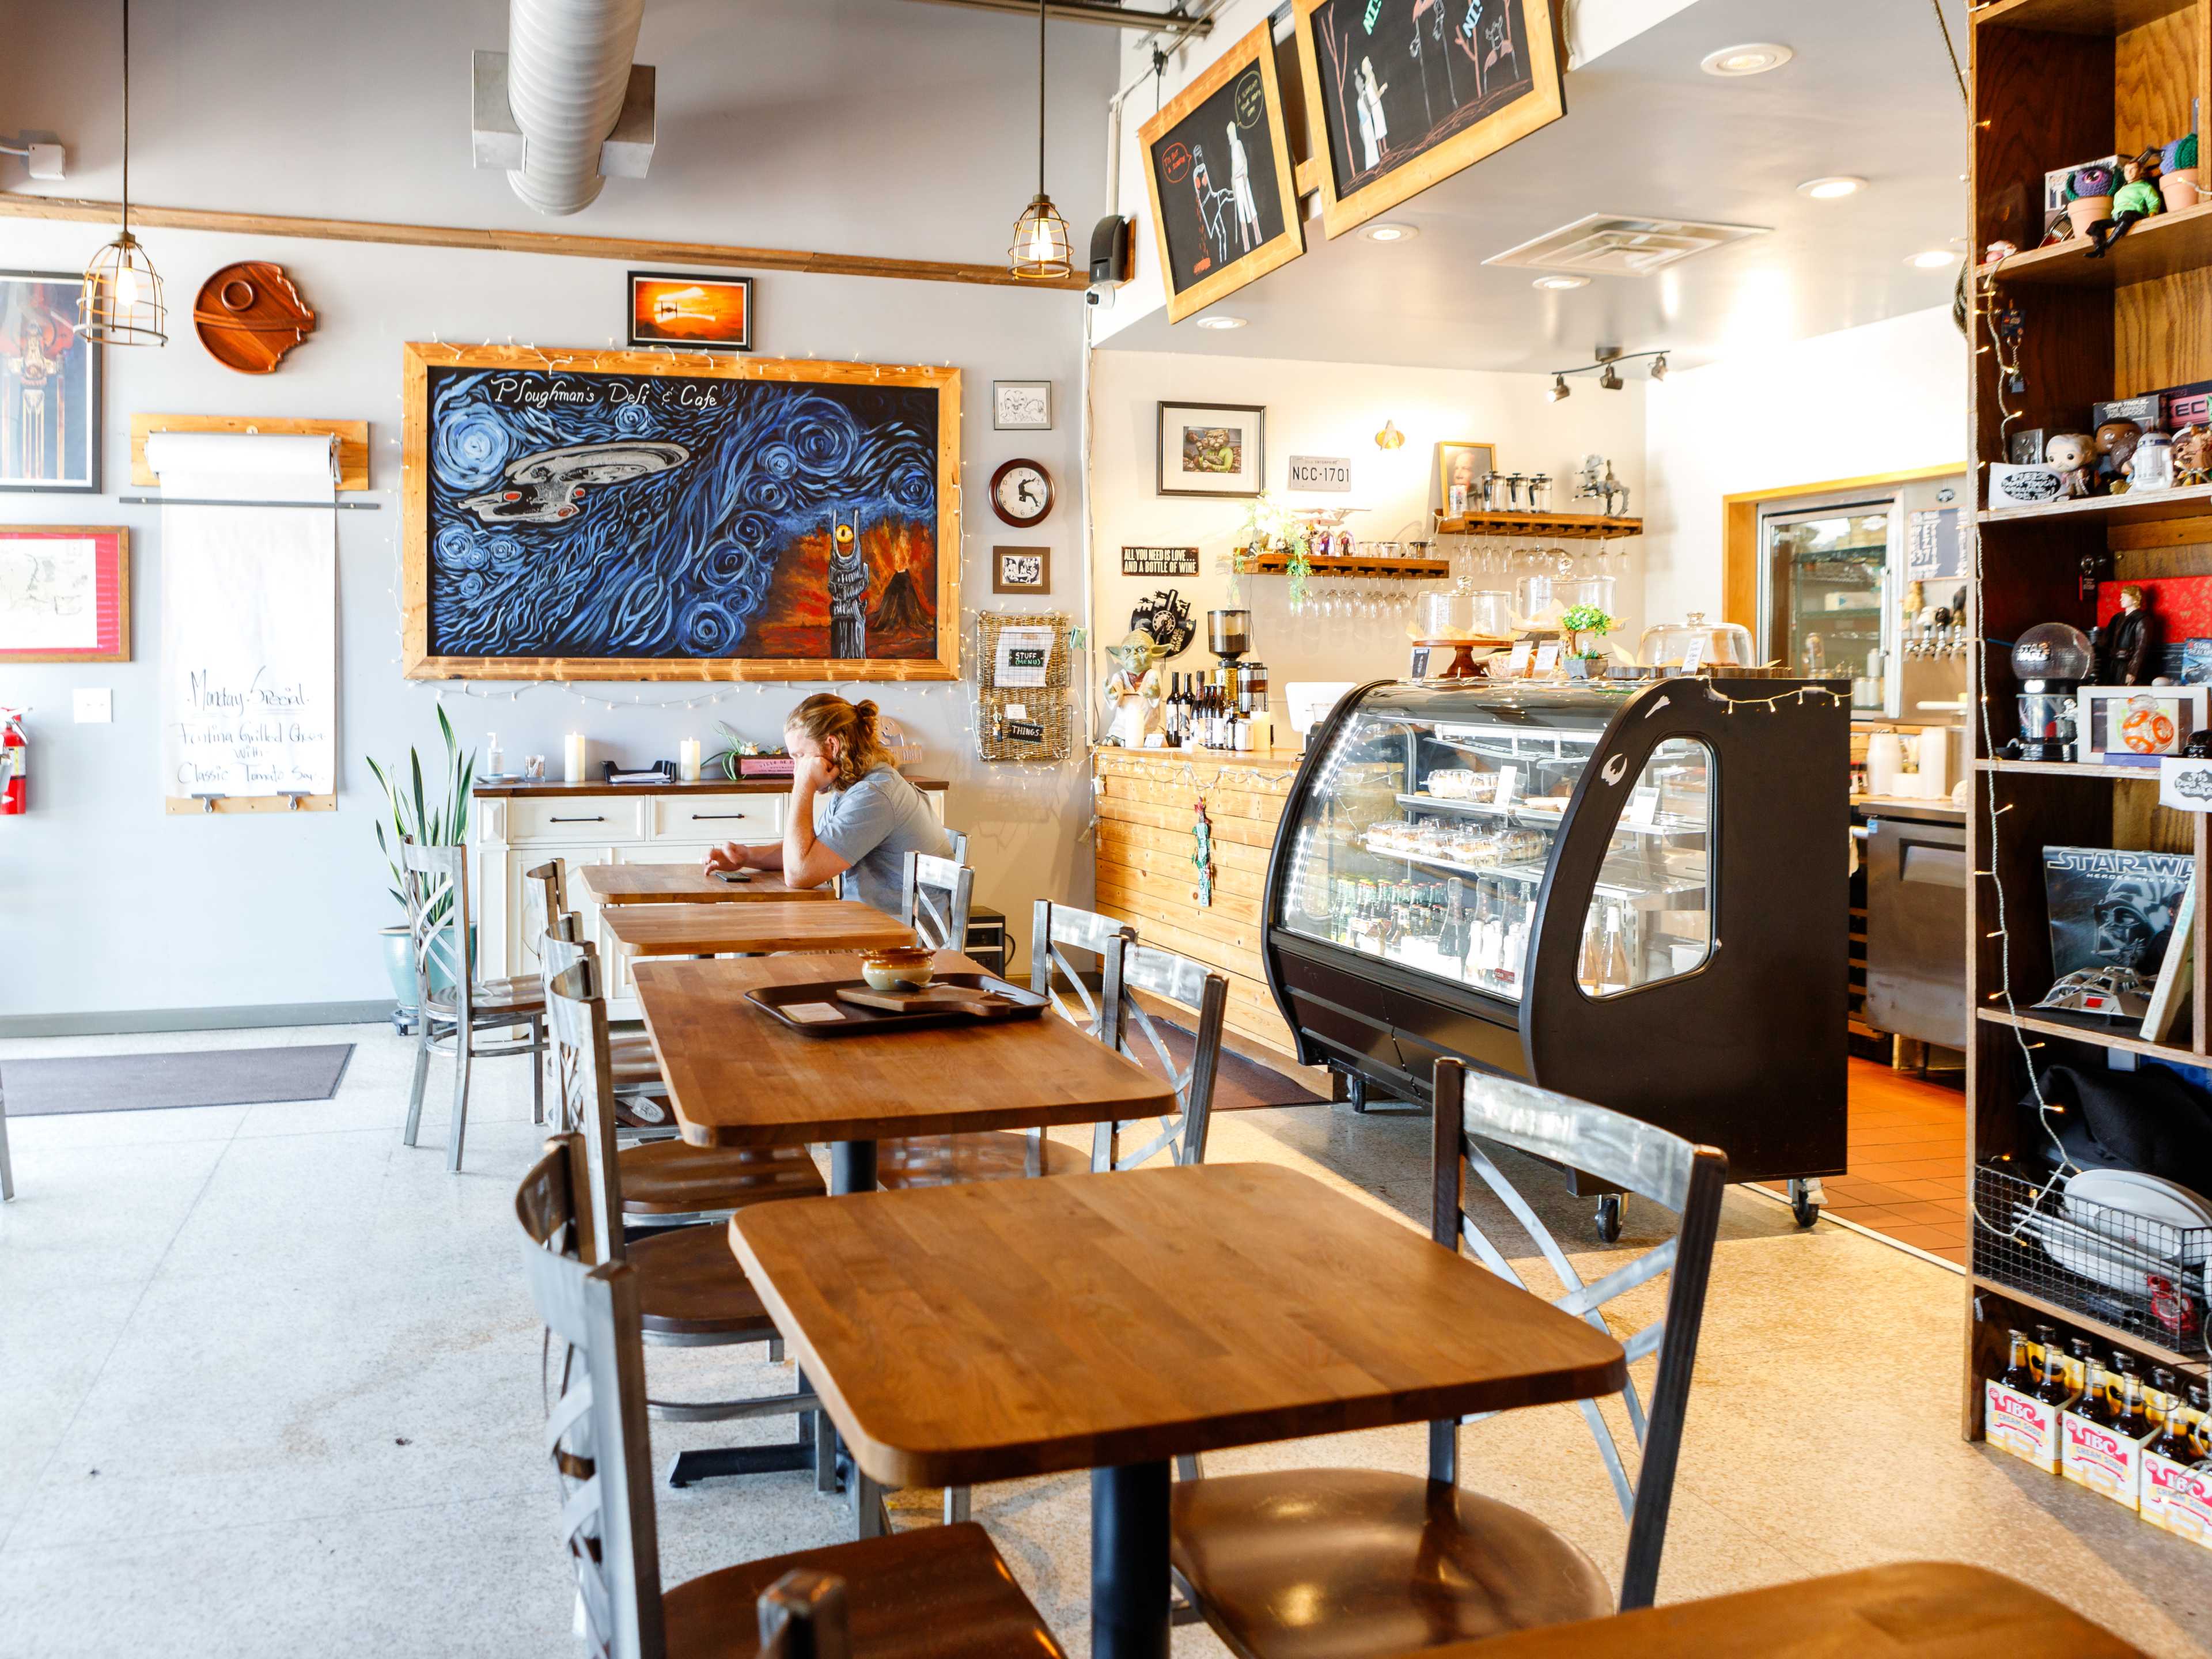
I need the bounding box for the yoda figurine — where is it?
[1103,629,1165,747]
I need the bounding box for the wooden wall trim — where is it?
[0,194,1091,292]
[1718,461,1967,632]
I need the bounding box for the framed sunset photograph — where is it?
[627,271,753,351]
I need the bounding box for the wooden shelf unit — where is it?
[1234,551,1451,579]
[1433,510,1643,540]
[1965,0,2212,1434]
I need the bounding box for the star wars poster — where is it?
[1139,23,1305,324]
[0,271,100,494]
[2036,846,2193,1016]
[403,346,959,681]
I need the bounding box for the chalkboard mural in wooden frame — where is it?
[402,344,959,682]
[1293,0,1565,241]
[1139,22,1305,325]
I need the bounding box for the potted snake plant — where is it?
[367,704,476,1028]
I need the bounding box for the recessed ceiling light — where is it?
[1193,315,1247,330]
[1700,42,1793,77]
[1906,249,1960,270]
[1532,274,1590,290]
[1797,176,1865,200]
[1362,222,1419,243]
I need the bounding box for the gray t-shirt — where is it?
[811,764,953,916]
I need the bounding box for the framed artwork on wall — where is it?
[1157,401,1266,498]
[626,272,753,351]
[992,380,1052,430]
[0,271,100,494]
[1293,0,1566,241]
[1434,440,1498,516]
[992,545,1051,594]
[0,525,128,662]
[1138,21,1305,324]
[402,343,959,681]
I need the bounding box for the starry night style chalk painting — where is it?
[402,344,960,681]
[1293,0,1564,241]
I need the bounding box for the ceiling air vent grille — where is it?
[1483,214,1767,276]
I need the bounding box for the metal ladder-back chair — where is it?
[540,919,680,1142]
[513,1137,1067,1659]
[1166,1058,1728,1657]
[1091,941,1228,1176]
[899,851,973,952]
[400,840,544,1172]
[1028,899,1132,1039]
[543,956,832,1493]
[523,858,567,957]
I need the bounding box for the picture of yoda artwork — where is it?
[403,346,959,680]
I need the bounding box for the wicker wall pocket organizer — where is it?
[975,610,1071,762]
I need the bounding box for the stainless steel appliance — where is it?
[1862,806,1968,1050]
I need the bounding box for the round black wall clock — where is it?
[991,458,1054,527]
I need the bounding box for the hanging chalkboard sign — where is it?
[1139,22,1305,324]
[1293,0,1565,241]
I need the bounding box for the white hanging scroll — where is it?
[150,431,338,804]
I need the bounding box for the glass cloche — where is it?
[1637,611,1756,672]
[2010,621,2092,687]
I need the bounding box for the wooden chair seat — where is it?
[618,1139,827,1215]
[609,1029,664,1088]
[625,1224,778,1341]
[876,1130,1090,1188]
[1169,1469,1610,1659]
[426,974,546,1018]
[662,1520,1064,1659]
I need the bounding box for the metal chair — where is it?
[399,840,543,1172]
[541,926,824,1221]
[1029,898,1132,1037]
[0,1071,14,1201]
[1091,940,1228,1175]
[898,851,973,952]
[1166,1058,1729,1658]
[513,1136,1067,1659]
[542,955,830,1492]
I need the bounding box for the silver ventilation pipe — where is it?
[503,0,644,217]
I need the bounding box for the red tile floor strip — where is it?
[1763,1057,1967,1266]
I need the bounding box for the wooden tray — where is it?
[747,974,1047,1037]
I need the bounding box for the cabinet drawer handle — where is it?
[550,814,607,823]
[691,812,750,820]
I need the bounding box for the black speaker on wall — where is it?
[1089,215,1131,287]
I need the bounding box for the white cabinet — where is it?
[475,782,945,1020]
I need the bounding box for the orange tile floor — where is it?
[1767,1057,1968,1266]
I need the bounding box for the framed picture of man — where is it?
[1435,440,1498,517]
[1,271,101,494]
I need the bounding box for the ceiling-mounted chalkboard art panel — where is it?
[1139,22,1305,325]
[402,344,960,682]
[1294,0,1565,241]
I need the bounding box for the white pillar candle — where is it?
[563,732,588,784]
[678,737,702,782]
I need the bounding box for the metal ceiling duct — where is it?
[503,0,645,216]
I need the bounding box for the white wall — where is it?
[0,0,1115,1025]
[1641,306,1969,628]
[1089,347,1646,698]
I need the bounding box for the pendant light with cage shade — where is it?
[1008,0,1071,281]
[79,0,167,347]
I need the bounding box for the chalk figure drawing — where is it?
[0,535,94,652]
[1316,0,1533,192]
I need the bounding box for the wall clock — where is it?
[991,458,1054,527]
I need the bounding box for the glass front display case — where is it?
[1263,678,1850,1203]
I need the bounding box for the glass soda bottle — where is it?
[1999,1329,2035,1392]
[2032,1326,2075,1408]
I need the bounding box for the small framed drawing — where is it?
[1435,440,1498,517]
[0,525,130,661]
[627,271,753,351]
[993,380,1052,431]
[1,271,102,493]
[993,545,1051,594]
[1158,401,1266,498]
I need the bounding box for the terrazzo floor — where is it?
[1,1020,2207,1657]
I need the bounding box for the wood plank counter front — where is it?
[1092,746,1304,1059]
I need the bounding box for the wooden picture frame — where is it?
[1157,402,1266,498]
[991,545,1051,594]
[1434,440,1498,516]
[627,271,753,351]
[1139,21,1306,324]
[0,524,128,662]
[0,270,101,494]
[402,343,959,682]
[1293,0,1566,242]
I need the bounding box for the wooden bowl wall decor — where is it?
[193,261,317,373]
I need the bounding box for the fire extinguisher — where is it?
[0,707,26,816]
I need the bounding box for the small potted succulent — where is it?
[2066,162,2118,236]
[2162,132,2200,211]
[1559,603,1617,679]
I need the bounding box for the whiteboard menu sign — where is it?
[151,433,338,800]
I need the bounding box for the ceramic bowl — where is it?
[859,946,936,991]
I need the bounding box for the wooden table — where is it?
[599,900,914,959]
[730,1161,1626,1659]
[574,862,833,904]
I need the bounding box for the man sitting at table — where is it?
[702,693,952,916]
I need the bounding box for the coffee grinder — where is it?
[2009,622,2093,762]
[1207,607,1251,705]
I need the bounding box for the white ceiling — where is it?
[1097,0,1972,373]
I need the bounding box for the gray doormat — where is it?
[1,1044,355,1115]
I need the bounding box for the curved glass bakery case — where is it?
[1262,678,1849,1190]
